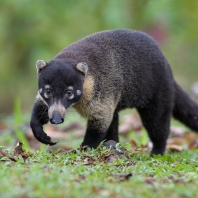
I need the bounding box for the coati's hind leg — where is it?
[104,111,119,142]
[137,97,174,155]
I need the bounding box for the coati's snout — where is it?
[48,102,66,125]
[50,112,64,124]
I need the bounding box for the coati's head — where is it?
[36,59,88,124]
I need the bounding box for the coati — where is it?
[30,29,198,155]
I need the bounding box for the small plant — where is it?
[13,96,30,151]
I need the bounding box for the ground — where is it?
[0,109,198,198]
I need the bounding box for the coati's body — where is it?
[30,29,198,155]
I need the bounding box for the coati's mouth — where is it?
[48,102,66,125]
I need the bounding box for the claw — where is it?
[35,132,58,146]
[48,140,58,146]
[40,136,58,146]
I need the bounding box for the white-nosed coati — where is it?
[30,29,198,155]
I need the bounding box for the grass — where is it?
[1,109,198,198]
[1,147,198,198]
[13,97,30,151]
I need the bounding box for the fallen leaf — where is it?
[14,142,25,156]
[72,129,85,137]
[60,122,84,132]
[92,187,110,196]
[13,142,33,160]
[0,149,16,162]
[44,128,66,140]
[57,147,76,154]
[111,173,132,181]
[103,153,120,163]
[130,140,138,149]
[132,147,149,154]
[74,175,86,183]
[79,145,89,151]
[145,177,156,185]
[166,144,183,152]
[119,113,142,135]
[167,133,198,150]
[0,123,7,131]
[170,126,186,137]
[188,140,198,149]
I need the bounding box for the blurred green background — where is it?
[0,0,198,116]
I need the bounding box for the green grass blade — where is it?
[14,97,30,151]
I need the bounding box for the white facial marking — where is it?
[48,101,66,119]
[36,92,48,107]
[68,94,74,100]
[39,88,43,93]
[44,85,51,98]
[67,86,74,100]
[45,85,50,89]
[68,86,73,90]
[76,90,81,95]
[44,93,49,98]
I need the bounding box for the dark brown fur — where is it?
[30,29,198,155]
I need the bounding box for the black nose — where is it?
[50,113,64,124]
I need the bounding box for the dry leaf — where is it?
[13,142,33,160]
[145,177,156,185]
[79,145,89,151]
[57,147,76,154]
[168,133,198,150]
[170,126,186,137]
[0,149,16,161]
[92,187,110,196]
[188,140,198,149]
[74,175,86,183]
[0,123,7,131]
[14,142,25,157]
[130,140,138,149]
[111,173,132,181]
[119,113,142,135]
[166,144,183,152]
[60,122,84,132]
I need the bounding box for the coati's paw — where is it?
[35,132,57,146]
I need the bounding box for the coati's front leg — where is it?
[82,119,109,148]
[81,111,118,148]
[105,111,119,142]
[30,101,56,145]
[79,94,120,148]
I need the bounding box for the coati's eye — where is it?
[45,89,52,97]
[67,90,72,96]
[66,89,74,100]
[44,85,53,98]
[46,89,51,95]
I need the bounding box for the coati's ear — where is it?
[36,60,47,73]
[76,62,88,75]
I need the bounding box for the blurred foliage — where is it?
[0,0,198,115]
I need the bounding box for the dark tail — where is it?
[173,82,198,131]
